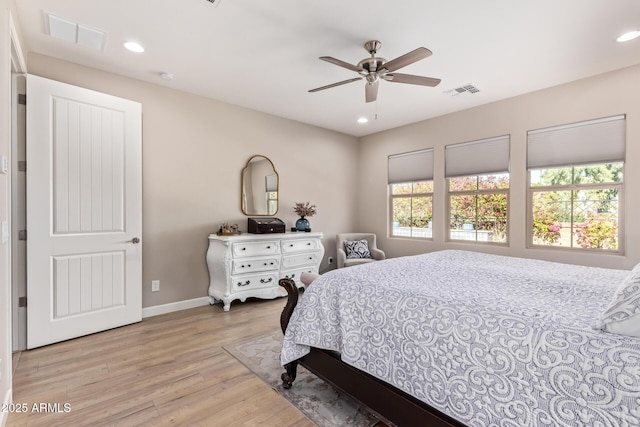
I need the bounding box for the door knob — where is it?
[130,237,140,244]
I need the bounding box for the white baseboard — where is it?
[1,387,11,427]
[142,296,211,319]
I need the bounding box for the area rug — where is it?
[224,331,380,427]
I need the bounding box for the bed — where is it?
[278,250,640,427]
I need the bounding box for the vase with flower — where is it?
[293,201,317,231]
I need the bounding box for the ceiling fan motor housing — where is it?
[358,57,387,73]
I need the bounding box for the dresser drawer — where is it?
[231,272,279,292]
[232,241,279,258]
[281,238,319,253]
[232,257,280,275]
[282,252,318,269]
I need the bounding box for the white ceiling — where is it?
[14,0,640,137]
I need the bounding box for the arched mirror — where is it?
[241,155,279,216]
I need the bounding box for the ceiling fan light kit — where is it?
[309,40,441,103]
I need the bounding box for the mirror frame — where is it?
[241,155,279,216]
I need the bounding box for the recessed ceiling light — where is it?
[160,72,175,81]
[123,41,145,53]
[357,117,368,124]
[617,30,640,42]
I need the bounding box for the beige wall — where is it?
[357,64,640,270]
[27,53,359,308]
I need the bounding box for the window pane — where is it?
[532,190,570,246]
[391,183,412,195]
[573,189,619,250]
[478,173,510,190]
[531,167,573,187]
[531,163,623,187]
[450,194,476,232]
[573,163,623,184]
[477,193,508,242]
[391,195,432,238]
[449,176,477,192]
[392,197,411,228]
[413,181,433,193]
[412,196,432,227]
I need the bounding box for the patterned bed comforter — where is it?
[281,250,640,427]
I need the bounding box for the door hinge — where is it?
[18,230,27,241]
[18,161,26,172]
[18,94,26,105]
[18,296,27,308]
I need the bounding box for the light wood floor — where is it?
[7,298,316,427]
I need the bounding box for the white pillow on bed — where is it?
[598,263,640,338]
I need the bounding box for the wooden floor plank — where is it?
[8,298,314,427]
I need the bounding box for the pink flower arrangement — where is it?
[293,201,317,218]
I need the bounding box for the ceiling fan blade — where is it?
[365,80,379,103]
[319,56,364,72]
[381,47,432,72]
[309,77,363,93]
[385,73,441,87]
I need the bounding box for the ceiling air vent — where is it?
[46,13,106,51]
[445,84,480,96]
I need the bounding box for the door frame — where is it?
[10,11,27,352]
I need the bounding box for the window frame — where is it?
[388,180,434,240]
[527,163,624,253]
[446,173,510,245]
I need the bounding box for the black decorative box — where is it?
[248,217,286,234]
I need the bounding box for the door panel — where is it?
[26,74,142,349]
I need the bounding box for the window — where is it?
[390,181,433,238]
[530,164,622,250]
[448,174,509,243]
[388,149,433,239]
[446,136,510,243]
[527,115,625,252]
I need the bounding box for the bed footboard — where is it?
[279,278,299,389]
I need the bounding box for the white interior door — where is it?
[26,75,142,349]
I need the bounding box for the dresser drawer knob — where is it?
[241,247,246,251]
[285,273,296,279]
[260,277,273,283]
[267,245,271,249]
[238,280,251,286]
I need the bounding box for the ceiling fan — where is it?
[309,40,441,103]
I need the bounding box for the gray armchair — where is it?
[336,233,385,269]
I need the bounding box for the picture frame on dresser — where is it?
[206,232,324,311]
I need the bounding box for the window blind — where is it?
[527,115,625,169]
[445,135,510,178]
[388,149,433,184]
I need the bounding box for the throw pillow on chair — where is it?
[344,239,372,259]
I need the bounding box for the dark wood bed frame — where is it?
[279,278,466,427]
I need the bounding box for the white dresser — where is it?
[206,232,324,311]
